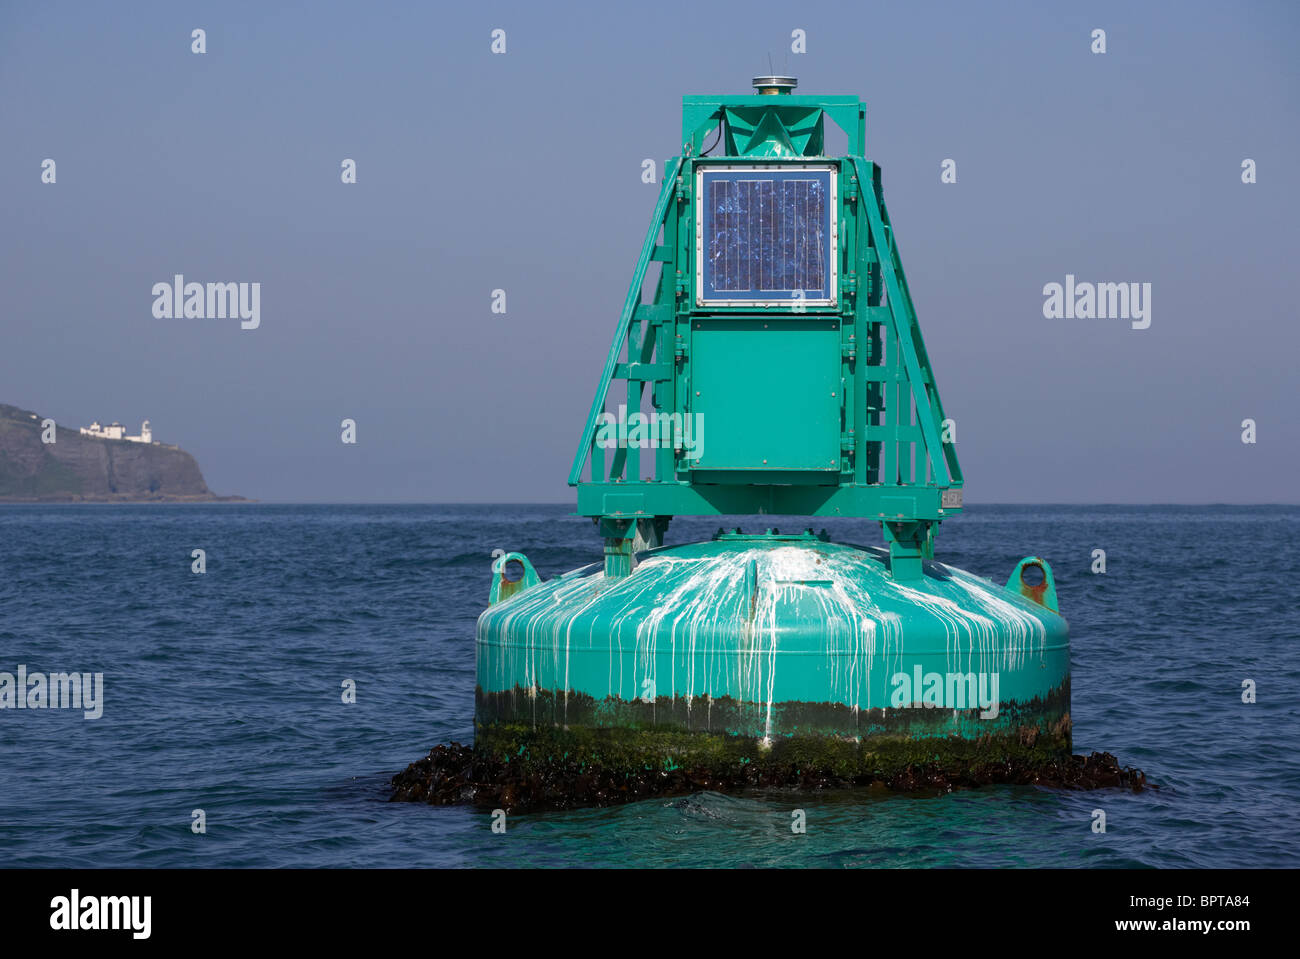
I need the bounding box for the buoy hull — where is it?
[475,539,1070,775]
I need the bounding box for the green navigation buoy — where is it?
[474,77,1070,783]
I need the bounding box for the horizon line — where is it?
[5,500,1298,508]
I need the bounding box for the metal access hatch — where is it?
[688,317,841,473]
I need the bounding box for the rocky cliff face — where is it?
[0,404,240,502]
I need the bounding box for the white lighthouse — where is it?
[79,419,155,443]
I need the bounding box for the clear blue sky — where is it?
[2,0,1296,502]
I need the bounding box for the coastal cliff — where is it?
[0,404,244,502]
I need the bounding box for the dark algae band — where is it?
[390,728,1150,812]
[473,681,1073,741]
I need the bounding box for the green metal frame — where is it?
[568,89,963,578]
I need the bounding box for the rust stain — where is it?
[1021,581,1048,604]
[1018,562,1049,606]
[497,576,527,602]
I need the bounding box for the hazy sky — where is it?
[2,0,1296,503]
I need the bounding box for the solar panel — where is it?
[697,166,836,306]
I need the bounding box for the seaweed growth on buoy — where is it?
[389,741,1151,812]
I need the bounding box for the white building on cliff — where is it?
[80,419,154,443]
